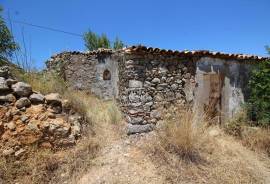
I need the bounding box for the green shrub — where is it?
[113,37,124,50]
[224,110,248,137]
[224,119,243,137]
[0,6,18,59]
[83,29,124,51]
[247,48,270,126]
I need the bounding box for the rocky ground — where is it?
[0,66,84,158]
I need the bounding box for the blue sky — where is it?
[2,0,270,69]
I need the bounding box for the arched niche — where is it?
[103,69,111,80]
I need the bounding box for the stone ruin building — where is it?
[46,45,268,134]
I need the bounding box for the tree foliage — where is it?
[247,47,270,126]
[83,29,124,51]
[113,37,124,50]
[98,33,111,49]
[0,6,17,59]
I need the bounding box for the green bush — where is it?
[83,29,124,51]
[247,47,270,126]
[224,112,246,137]
[113,37,124,50]
[0,6,18,59]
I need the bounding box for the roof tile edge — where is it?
[123,45,269,62]
[48,45,269,62]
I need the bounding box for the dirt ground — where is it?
[75,123,270,184]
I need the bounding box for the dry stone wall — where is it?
[118,53,197,134]
[47,51,198,134]
[46,50,120,100]
[46,47,262,135]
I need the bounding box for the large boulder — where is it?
[29,93,45,104]
[46,119,71,137]
[0,66,9,78]
[5,78,17,87]
[69,114,82,137]
[15,97,31,109]
[0,77,9,91]
[62,99,71,113]
[12,82,32,97]
[45,93,62,105]
[0,94,16,103]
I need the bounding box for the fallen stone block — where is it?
[127,124,154,135]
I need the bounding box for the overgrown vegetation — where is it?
[113,37,124,50]
[157,108,205,161]
[222,46,270,156]
[107,101,122,124]
[224,110,270,156]
[242,128,270,156]
[0,6,18,59]
[224,110,247,137]
[247,47,270,126]
[83,29,124,51]
[0,136,99,184]
[0,70,123,183]
[13,70,122,126]
[0,5,34,71]
[15,71,67,94]
[145,107,263,184]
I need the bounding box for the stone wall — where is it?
[46,50,120,100]
[46,47,264,134]
[118,53,197,134]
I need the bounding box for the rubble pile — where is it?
[0,66,84,157]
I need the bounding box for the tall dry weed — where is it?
[157,108,207,162]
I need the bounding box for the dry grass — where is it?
[0,88,122,183]
[63,90,121,125]
[107,101,122,124]
[18,71,123,127]
[52,136,99,184]
[242,127,270,156]
[224,110,270,156]
[0,136,99,184]
[0,71,123,183]
[145,107,265,184]
[158,109,206,162]
[224,110,247,137]
[14,71,67,95]
[0,148,55,184]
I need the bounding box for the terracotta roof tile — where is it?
[124,45,269,62]
[49,45,268,63]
